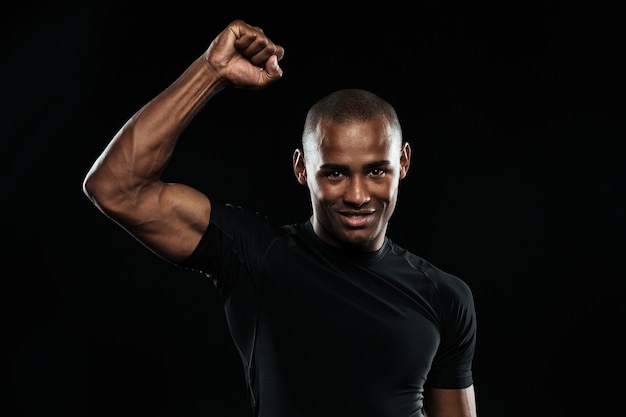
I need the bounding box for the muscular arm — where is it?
[424,385,477,417]
[83,20,284,263]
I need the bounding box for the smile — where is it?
[338,212,374,228]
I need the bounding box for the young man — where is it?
[84,19,478,417]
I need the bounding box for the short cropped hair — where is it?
[302,89,402,152]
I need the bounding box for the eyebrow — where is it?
[320,160,392,171]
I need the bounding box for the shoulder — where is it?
[387,240,474,303]
[182,203,294,271]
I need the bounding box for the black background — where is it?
[3,1,625,416]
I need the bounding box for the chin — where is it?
[340,233,378,250]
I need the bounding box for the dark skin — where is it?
[294,116,411,251]
[83,19,477,417]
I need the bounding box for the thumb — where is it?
[263,55,283,80]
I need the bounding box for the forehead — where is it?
[304,116,401,158]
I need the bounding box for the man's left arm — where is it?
[424,385,477,417]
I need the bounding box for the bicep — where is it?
[122,181,212,263]
[423,385,477,417]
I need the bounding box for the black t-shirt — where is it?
[182,203,476,417]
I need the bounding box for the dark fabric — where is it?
[182,203,476,417]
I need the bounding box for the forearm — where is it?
[129,56,227,175]
[84,56,225,206]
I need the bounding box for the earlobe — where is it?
[293,148,307,185]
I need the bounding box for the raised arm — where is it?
[83,20,284,263]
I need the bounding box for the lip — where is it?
[337,211,375,228]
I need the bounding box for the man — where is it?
[83,19,478,417]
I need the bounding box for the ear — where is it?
[293,148,307,185]
[399,142,411,180]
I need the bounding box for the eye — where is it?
[328,171,345,179]
[369,168,387,177]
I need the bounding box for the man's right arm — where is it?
[82,19,284,263]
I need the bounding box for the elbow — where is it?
[81,165,122,216]
[82,164,149,226]
[82,166,106,206]
[82,170,96,201]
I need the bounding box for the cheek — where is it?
[308,180,342,203]
[306,176,320,195]
[374,180,397,200]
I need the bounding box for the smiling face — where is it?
[293,115,411,251]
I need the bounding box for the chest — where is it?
[254,246,440,384]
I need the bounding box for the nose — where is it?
[343,176,370,208]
